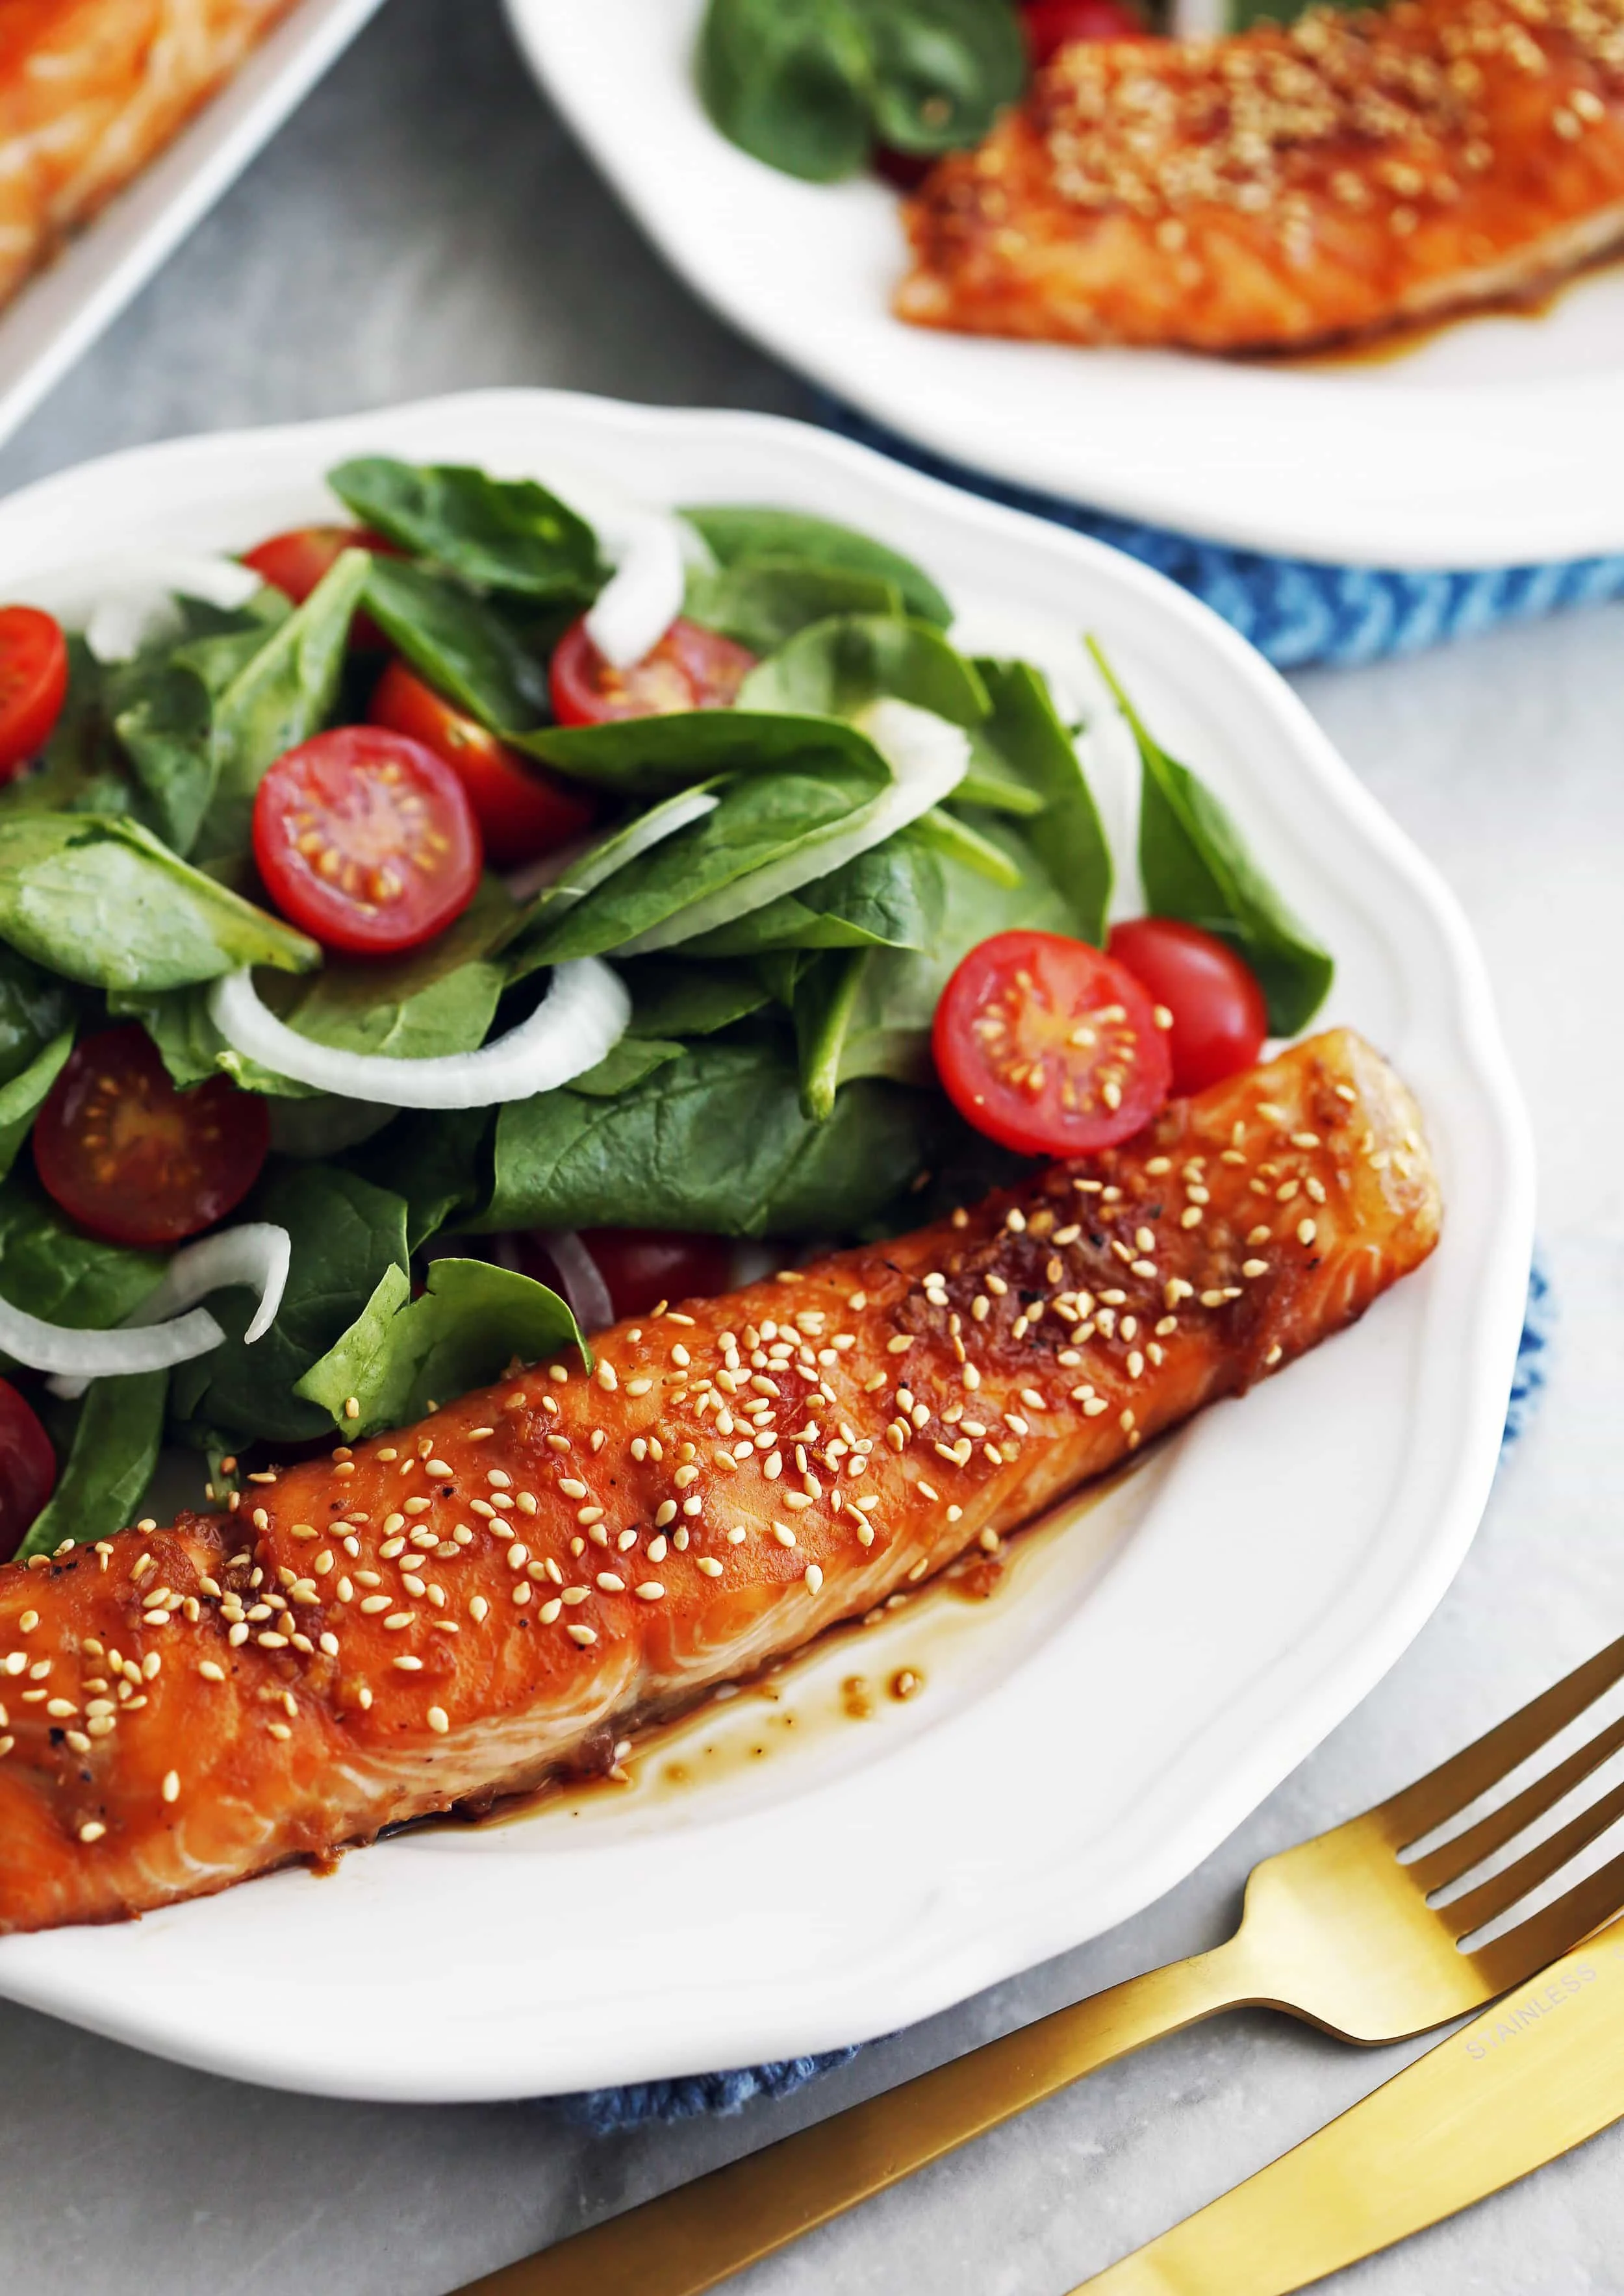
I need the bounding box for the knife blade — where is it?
[1076,1908,1624,2293]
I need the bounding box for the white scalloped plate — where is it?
[507,0,1624,571]
[0,390,1530,2100]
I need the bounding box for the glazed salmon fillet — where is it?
[0,0,299,313]
[898,0,1624,351]
[0,1028,1440,1935]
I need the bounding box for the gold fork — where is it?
[463,1632,1624,2296]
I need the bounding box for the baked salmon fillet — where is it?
[898,0,1624,351]
[0,1028,1440,1935]
[0,0,299,314]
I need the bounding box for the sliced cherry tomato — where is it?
[550,615,757,727]
[0,1376,56,1563]
[0,605,68,783]
[252,727,483,955]
[1021,0,1146,62]
[367,660,594,870]
[933,929,1172,1157]
[1108,918,1269,1096]
[516,1228,735,1323]
[34,1025,270,1248]
[240,525,397,648]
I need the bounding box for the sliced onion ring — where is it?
[209,956,630,1108]
[84,553,264,664]
[540,1230,615,1335]
[1,1298,224,1383]
[45,1223,294,1402]
[584,511,687,671]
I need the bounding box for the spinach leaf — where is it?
[793,949,868,1120]
[294,1258,583,1437]
[0,1029,71,1183]
[911,805,1022,886]
[110,657,216,855]
[348,1107,494,1251]
[684,505,952,625]
[835,819,1074,1087]
[329,458,601,602]
[516,706,885,796]
[0,946,75,1088]
[266,1095,398,1161]
[976,659,1111,944]
[0,638,125,822]
[363,559,551,733]
[196,549,371,863]
[739,612,988,725]
[618,959,770,1038]
[684,827,935,953]
[568,1034,689,1099]
[696,0,1024,181]
[256,876,513,1063]
[1089,641,1334,1033]
[520,749,887,963]
[16,1371,167,1561]
[0,1170,162,1333]
[168,1163,409,1446]
[0,815,318,991]
[483,1041,931,1237]
[684,557,902,652]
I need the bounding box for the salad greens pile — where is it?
[0,453,1329,1561]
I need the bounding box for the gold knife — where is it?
[1075,1908,1624,2293]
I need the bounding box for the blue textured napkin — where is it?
[568,1263,1553,2132]
[817,402,1624,670]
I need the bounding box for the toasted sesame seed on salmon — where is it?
[0,1028,1440,1936]
[0,1,299,316]
[897,0,1624,352]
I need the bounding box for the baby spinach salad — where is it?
[0,453,1329,1570]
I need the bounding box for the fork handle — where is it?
[467,1931,1260,2296]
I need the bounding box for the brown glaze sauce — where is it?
[1247,248,1624,372]
[442,1457,1141,1837]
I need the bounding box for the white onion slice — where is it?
[46,1223,292,1402]
[546,789,720,913]
[208,957,630,1108]
[540,1230,615,1335]
[84,553,264,663]
[584,511,688,671]
[620,699,970,956]
[4,1300,224,1383]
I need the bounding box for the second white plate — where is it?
[0,388,1532,2100]
[508,0,1624,572]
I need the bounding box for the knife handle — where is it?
[469,1934,1258,2296]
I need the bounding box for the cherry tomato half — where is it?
[1021,0,1146,62]
[550,615,757,727]
[0,605,68,784]
[240,525,397,648]
[1108,918,1268,1096]
[368,660,595,871]
[34,1025,270,1248]
[933,929,1172,1157]
[516,1228,735,1324]
[252,727,483,956]
[0,1376,56,1563]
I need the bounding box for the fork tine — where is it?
[1469,1841,1624,1996]
[1408,1708,1624,1893]
[1379,1633,1624,1846]
[1440,1772,1624,1938]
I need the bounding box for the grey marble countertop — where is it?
[1,4,1621,2290]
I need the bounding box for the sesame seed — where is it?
[79,1821,106,1843]
[393,1656,424,1672]
[567,1624,598,1646]
[696,1557,724,1578]
[1297,1219,1317,1246]
[161,1771,180,1804]
[427,1706,450,1735]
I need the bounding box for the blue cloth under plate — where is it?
[817,402,1624,670]
[570,1263,1552,2133]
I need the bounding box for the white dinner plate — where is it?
[507,0,1624,572]
[0,388,1531,2100]
[0,0,387,455]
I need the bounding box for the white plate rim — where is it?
[504,0,1624,573]
[0,0,388,457]
[0,387,1534,2101]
